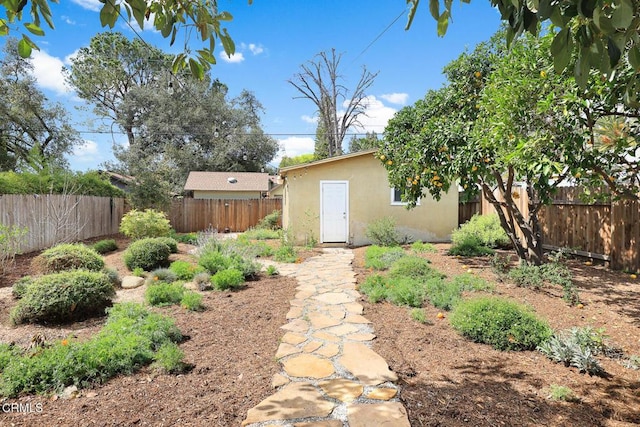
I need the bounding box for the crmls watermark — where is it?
[1,402,43,413]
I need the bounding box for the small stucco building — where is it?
[279,149,458,246]
[184,171,270,199]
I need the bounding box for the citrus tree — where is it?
[380,33,587,265]
[407,0,640,107]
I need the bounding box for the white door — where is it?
[320,181,348,243]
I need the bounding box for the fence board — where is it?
[168,198,282,233]
[468,186,639,271]
[0,194,125,253]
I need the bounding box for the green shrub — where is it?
[410,308,432,324]
[10,271,115,325]
[119,209,172,240]
[360,274,427,308]
[0,343,19,372]
[253,241,274,257]
[180,291,204,311]
[152,342,187,374]
[389,256,438,280]
[364,245,405,270]
[385,277,427,307]
[0,170,124,197]
[549,384,580,402]
[359,274,388,303]
[0,224,28,276]
[145,282,185,306]
[103,267,121,287]
[212,268,245,290]
[243,228,281,240]
[450,296,552,351]
[92,239,118,254]
[411,241,437,253]
[365,217,403,246]
[508,264,545,288]
[274,244,297,263]
[198,250,231,274]
[508,262,579,305]
[154,237,178,254]
[453,214,510,248]
[11,276,34,299]
[169,260,202,281]
[146,268,178,285]
[123,238,171,271]
[32,243,104,274]
[173,232,198,245]
[449,273,494,292]
[193,272,211,291]
[489,253,511,275]
[1,302,181,396]
[538,327,607,375]
[265,265,278,276]
[228,253,260,279]
[424,277,461,311]
[132,267,145,277]
[448,234,495,257]
[256,210,281,230]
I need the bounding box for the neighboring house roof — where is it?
[278,149,378,175]
[184,171,270,192]
[100,170,135,184]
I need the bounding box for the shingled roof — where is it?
[184,171,270,192]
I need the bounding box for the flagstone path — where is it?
[243,248,410,427]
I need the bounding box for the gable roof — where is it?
[278,149,378,175]
[184,171,270,192]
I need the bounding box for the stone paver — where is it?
[347,402,410,427]
[339,342,398,386]
[282,354,335,379]
[242,382,334,426]
[243,248,409,426]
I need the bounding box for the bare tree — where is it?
[288,49,378,157]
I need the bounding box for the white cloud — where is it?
[301,115,317,124]
[380,93,409,105]
[220,52,245,63]
[30,50,72,95]
[347,95,398,134]
[64,50,79,65]
[273,137,315,165]
[70,0,101,12]
[72,140,99,161]
[248,43,264,55]
[61,16,76,25]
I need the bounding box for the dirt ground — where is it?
[0,238,638,426]
[353,245,640,427]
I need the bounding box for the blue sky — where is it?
[4,0,501,171]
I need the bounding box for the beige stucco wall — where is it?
[193,190,263,200]
[281,153,458,246]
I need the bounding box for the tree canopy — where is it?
[380,29,639,265]
[407,0,640,106]
[0,0,242,77]
[65,32,277,208]
[0,38,81,172]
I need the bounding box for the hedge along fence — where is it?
[168,198,282,233]
[475,186,639,272]
[0,194,126,253]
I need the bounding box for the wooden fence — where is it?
[458,195,481,226]
[0,194,126,253]
[465,187,639,271]
[168,198,282,233]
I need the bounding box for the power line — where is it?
[350,7,408,65]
